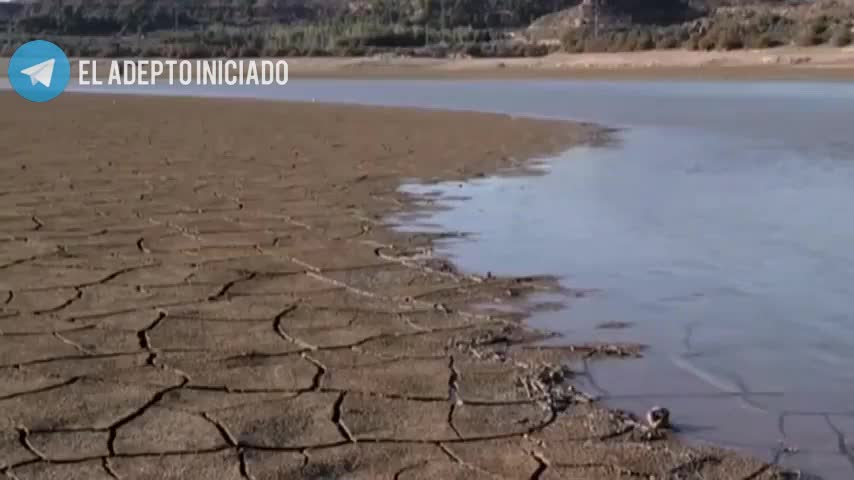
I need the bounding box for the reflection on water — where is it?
[8,77,854,478]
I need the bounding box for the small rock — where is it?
[646,406,670,429]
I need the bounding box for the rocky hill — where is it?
[531,1,852,33]
[1,1,852,56]
[3,1,820,32]
[541,0,853,52]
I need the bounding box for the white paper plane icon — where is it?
[20,58,55,88]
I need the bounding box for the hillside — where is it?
[544,0,854,53]
[0,1,852,57]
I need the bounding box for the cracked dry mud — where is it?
[0,93,784,479]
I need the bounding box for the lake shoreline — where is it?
[3,46,854,83]
[0,92,783,479]
[284,48,854,82]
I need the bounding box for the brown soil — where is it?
[0,92,782,479]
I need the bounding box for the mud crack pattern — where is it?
[0,93,786,479]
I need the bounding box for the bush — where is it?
[462,43,483,57]
[683,34,701,51]
[95,43,135,58]
[522,43,549,57]
[619,30,638,51]
[334,45,366,56]
[140,46,163,58]
[608,32,627,52]
[582,36,611,53]
[716,29,744,50]
[797,19,832,46]
[656,34,680,50]
[750,33,782,49]
[830,26,852,47]
[238,46,260,57]
[305,47,331,57]
[697,31,717,51]
[561,29,585,53]
[262,46,282,57]
[64,43,95,57]
[796,29,823,47]
[811,16,831,38]
[636,31,655,50]
[182,43,213,58]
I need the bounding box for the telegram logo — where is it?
[9,40,71,103]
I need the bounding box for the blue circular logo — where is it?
[9,40,71,103]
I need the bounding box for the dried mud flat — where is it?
[0,92,784,479]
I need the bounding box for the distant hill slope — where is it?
[540,0,853,52]
[530,1,849,33]
[4,1,821,33]
[1,1,851,57]
[7,0,583,32]
[5,1,848,33]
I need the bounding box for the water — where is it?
[396,128,854,478]
[6,78,854,477]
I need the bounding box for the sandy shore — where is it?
[0,92,782,479]
[3,46,854,82]
[284,47,854,81]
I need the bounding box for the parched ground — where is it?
[0,93,782,479]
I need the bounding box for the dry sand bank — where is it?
[3,46,854,81]
[284,46,854,81]
[0,92,784,479]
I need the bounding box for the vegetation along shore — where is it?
[1,1,852,59]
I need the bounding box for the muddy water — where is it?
[8,78,854,478]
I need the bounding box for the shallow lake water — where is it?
[395,128,854,479]
[6,77,854,478]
